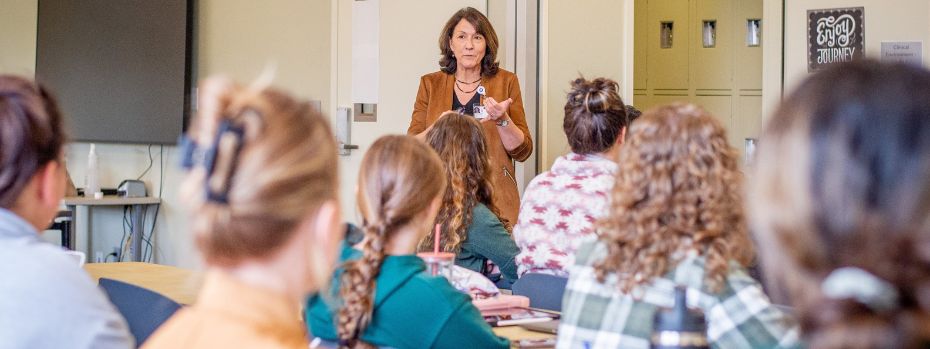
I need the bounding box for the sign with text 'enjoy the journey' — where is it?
[808,7,864,72]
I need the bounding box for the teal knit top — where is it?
[455,203,520,283]
[305,243,509,349]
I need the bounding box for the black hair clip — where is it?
[179,107,261,204]
[175,120,246,204]
[178,135,201,170]
[204,120,246,204]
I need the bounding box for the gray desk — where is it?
[63,196,161,262]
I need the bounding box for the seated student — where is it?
[749,60,930,348]
[0,75,133,348]
[514,77,636,277]
[557,103,799,349]
[142,78,343,349]
[305,135,508,349]
[420,112,520,286]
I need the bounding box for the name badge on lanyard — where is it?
[473,85,488,119]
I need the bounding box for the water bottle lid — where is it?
[653,286,707,333]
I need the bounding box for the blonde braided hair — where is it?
[336,135,445,348]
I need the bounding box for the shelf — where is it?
[63,196,161,206]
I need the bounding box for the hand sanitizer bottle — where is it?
[86,144,100,198]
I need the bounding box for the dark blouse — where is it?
[452,91,481,116]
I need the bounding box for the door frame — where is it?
[761,0,785,123]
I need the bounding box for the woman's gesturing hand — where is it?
[483,97,513,121]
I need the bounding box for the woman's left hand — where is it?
[483,97,513,122]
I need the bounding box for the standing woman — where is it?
[143,78,343,349]
[408,7,533,225]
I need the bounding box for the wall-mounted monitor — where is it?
[36,0,194,145]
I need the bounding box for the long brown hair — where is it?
[337,135,446,349]
[0,75,66,208]
[180,78,337,266]
[419,112,509,253]
[750,60,930,349]
[595,103,752,294]
[438,7,500,77]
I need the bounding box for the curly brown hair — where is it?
[337,135,446,348]
[595,103,753,294]
[419,112,510,254]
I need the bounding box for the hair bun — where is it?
[568,77,619,114]
[562,77,628,155]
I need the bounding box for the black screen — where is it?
[36,0,193,144]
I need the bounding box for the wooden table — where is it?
[84,262,202,305]
[84,262,555,344]
[493,324,556,342]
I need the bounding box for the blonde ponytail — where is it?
[180,78,338,266]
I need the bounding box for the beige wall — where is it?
[783,0,930,94]
[198,0,332,111]
[539,0,631,171]
[488,0,511,71]
[0,0,332,268]
[0,0,37,76]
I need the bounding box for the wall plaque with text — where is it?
[881,41,922,66]
[808,7,864,72]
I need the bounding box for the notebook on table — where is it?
[519,320,560,334]
[481,307,560,327]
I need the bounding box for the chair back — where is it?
[98,278,181,347]
[48,210,73,249]
[511,273,569,312]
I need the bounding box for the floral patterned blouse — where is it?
[513,153,617,276]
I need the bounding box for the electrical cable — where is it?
[136,144,155,180]
[120,206,132,262]
[145,145,165,262]
[115,145,163,263]
[140,204,148,262]
[141,204,154,263]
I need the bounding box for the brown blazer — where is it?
[407,70,533,225]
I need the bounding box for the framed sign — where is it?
[808,7,864,72]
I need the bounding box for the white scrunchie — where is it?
[821,267,899,312]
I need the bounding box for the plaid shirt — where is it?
[557,241,801,349]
